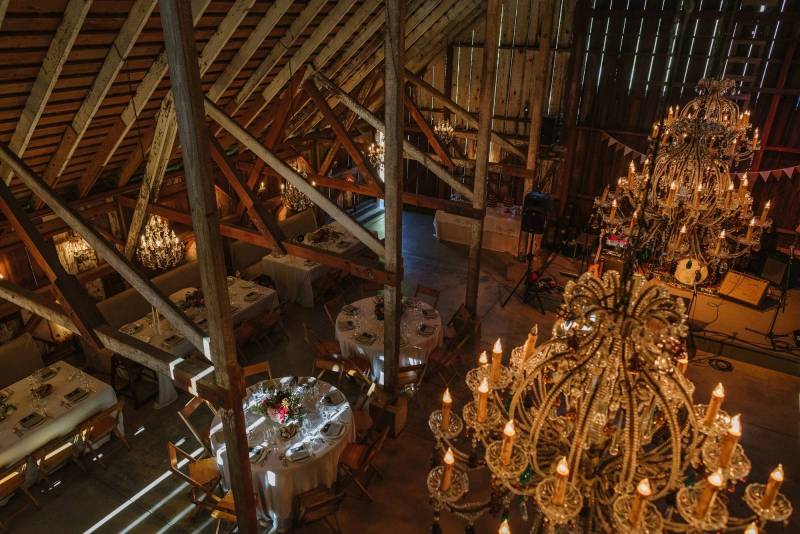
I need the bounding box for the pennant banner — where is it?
[599,131,800,183]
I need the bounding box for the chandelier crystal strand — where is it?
[135,215,184,271]
[595,78,771,284]
[427,270,792,532]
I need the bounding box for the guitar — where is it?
[586,232,605,277]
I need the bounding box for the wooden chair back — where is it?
[0,460,27,502]
[33,435,78,477]
[166,441,211,489]
[177,396,217,456]
[361,427,390,472]
[414,284,440,308]
[242,361,273,382]
[295,487,346,531]
[323,295,346,325]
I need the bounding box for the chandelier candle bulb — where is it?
[752,128,759,150]
[498,520,510,534]
[714,230,726,256]
[441,448,455,492]
[478,350,489,368]
[491,339,503,382]
[759,464,784,509]
[501,420,516,464]
[675,224,687,249]
[477,377,489,422]
[739,174,748,206]
[677,355,688,374]
[759,200,771,225]
[695,469,724,518]
[523,325,539,359]
[744,522,759,534]
[667,180,677,205]
[746,217,756,242]
[628,210,638,233]
[693,184,703,209]
[441,389,452,431]
[725,182,734,209]
[610,199,618,221]
[628,478,652,525]
[553,456,570,505]
[718,414,742,468]
[600,185,610,203]
[703,383,725,426]
[628,161,635,181]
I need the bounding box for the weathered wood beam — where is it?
[0,279,221,403]
[158,1,257,530]
[0,143,206,353]
[466,0,502,314]
[403,93,454,169]
[35,0,157,207]
[205,98,386,257]
[383,0,405,390]
[78,0,212,196]
[405,69,527,161]
[0,0,92,185]
[311,71,474,201]
[525,0,555,193]
[0,180,105,347]
[0,1,8,29]
[302,79,381,193]
[123,0,255,259]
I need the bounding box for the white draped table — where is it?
[434,205,522,255]
[0,362,118,471]
[334,296,443,384]
[209,377,353,532]
[261,222,363,308]
[118,277,279,407]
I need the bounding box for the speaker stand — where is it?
[745,245,794,352]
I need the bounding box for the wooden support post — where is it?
[524,0,554,194]
[157,1,257,531]
[0,144,206,352]
[383,0,405,392]
[403,93,455,169]
[465,0,501,315]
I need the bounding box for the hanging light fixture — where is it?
[281,159,314,212]
[427,270,792,532]
[136,215,184,271]
[367,141,385,171]
[434,118,455,144]
[595,78,770,284]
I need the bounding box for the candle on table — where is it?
[703,383,725,426]
[491,338,503,382]
[694,469,724,518]
[739,174,748,206]
[610,199,618,221]
[759,464,784,509]
[759,200,771,226]
[718,414,741,468]
[746,217,756,242]
[553,456,570,505]
[714,230,726,256]
[477,377,489,423]
[500,420,516,465]
[498,520,511,534]
[440,388,452,432]
[440,447,455,492]
[628,478,652,525]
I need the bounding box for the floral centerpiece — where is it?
[253,387,305,428]
[180,289,204,310]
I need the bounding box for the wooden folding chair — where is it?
[210,490,237,534]
[323,294,346,326]
[79,399,130,468]
[254,308,288,345]
[166,441,221,516]
[177,396,217,457]
[294,486,346,532]
[414,284,441,308]
[302,322,341,359]
[338,427,389,501]
[33,434,85,486]
[426,331,472,386]
[234,320,263,357]
[242,360,273,383]
[0,459,40,531]
[444,304,475,348]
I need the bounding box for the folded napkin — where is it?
[244,291,262,302]
[19,412,46,429]
[64,387,89,404]
[417,324,437,336]
[341,304,359,315]
[337,320,355,331]
[286,444,311,462]
[324,390,346,405]
[120,323,142,335]
[39,366,59,381]
[422,309,439,320]
[321,421,345,439]
[355,332,376,345]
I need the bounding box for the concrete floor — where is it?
[5,211,799,533]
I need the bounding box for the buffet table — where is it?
[118,277,279,407]
[433,205,522,255]
[334,296,443,384]
[261,222,362,308]
[209,377,353,531]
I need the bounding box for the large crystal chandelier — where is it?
[594,79,771,284]
[434,118,455,144]
[367,140,385,171]
[281,159,314,212]
[136,214,184,271]
[427,270,792,533]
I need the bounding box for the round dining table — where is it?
[334,296,443,384]
[209,377,353,532]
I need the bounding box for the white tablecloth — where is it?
[119,278,279,407]
[334,296,443,384]
[209,377,353,532]
[434,205,522,255]
[262,222,363,308]
[0,362,117,469]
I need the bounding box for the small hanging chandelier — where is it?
[433,118,455,144]
[367,141,385,170]
[281,159,314,212]
[136,215,184,271]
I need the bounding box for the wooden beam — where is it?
[405,69,527,161]
[0,143,206,353]
[204,98,386,257]
[466,0,501,314]
[0,0,92,185]
[158,1,257,530]
[525,0,555,193]
[311,71,474,201]
[0,1,8,29]
[123,0,255,258]
[403,93,454,168]
[302,80,381,192]
[383,0,405,390]
[36,0,158,206]
[0,279,222,403]
[0,180,105,347]
[78,0,212,197]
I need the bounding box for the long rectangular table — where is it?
[118,277,279,407]
[0,362,117,470]
[434,205,522,255]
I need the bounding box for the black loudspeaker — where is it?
[540,116,562,146]
[522,192,549,234]
[760,254,788,286]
